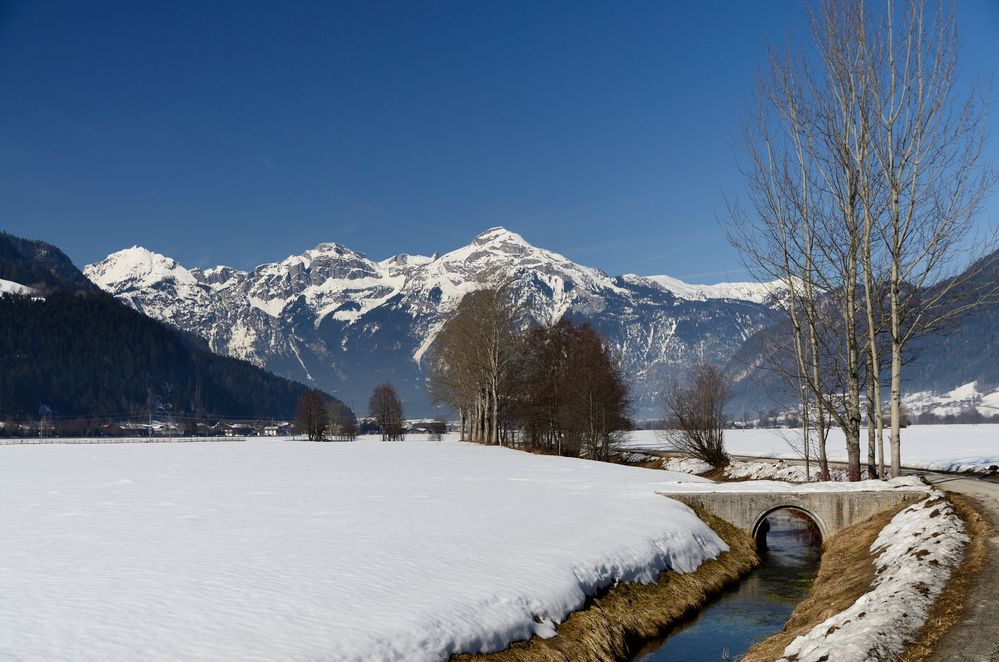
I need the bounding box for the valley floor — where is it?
[624,424,999,474]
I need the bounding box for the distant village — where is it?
[0,417,454,441]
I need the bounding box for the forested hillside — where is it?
[0,233,336,421]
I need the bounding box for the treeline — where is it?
[294,383,408,441]
[0,290,331,420]
[428,284,630,460]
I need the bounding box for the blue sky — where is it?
[1,1,997,282]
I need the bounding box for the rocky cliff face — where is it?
[85,227,783,415]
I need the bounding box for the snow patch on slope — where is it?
[0,278,37,297]
[904,380,999,418]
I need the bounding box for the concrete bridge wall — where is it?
[659,490,925,545]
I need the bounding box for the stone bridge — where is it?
[659,488,926,547]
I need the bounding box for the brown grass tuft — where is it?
[452,507,760,662]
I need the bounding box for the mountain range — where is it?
[85,227,784,416]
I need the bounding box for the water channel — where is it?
[633,511,822,661]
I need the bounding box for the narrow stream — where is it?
[633,512,821,661]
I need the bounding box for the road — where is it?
[922,473,999,662]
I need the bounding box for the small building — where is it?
[224,424,252,438]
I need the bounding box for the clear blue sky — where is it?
[1,1,997,282]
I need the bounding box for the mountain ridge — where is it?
[86,227,785,415]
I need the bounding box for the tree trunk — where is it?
[866,368,877,478]
[492,385,500,446]
[889,242,903,477]
[890,336,903,477]
[845,262,863,481]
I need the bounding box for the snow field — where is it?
[0,439,726,662]
[778,492,967,661]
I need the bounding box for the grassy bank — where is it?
[453,507,760,662]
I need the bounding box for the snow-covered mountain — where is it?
[85,227,783,415]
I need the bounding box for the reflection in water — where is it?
[633,512,821,661]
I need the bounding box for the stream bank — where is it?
[633,511,821,661]
[453,506,759,662]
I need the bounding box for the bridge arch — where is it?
[658,489,925,546]
[751,505,828,550]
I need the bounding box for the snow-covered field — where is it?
[0,438,725,661]
[625,425,999,473]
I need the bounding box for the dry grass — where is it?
[740,503,911,662]
[452,507,760,662]
[896,493,992,662]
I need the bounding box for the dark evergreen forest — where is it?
[0,232,335,422]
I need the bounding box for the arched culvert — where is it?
[752,505,826,552]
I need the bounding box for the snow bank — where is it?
[724,460,813,482]
[662,457,713,475]
[723,460,869,483]
[615,450,662,464]
[779,493,967,661]
[0,439,725,661]
[624,425,999,474]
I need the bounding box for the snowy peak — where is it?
[85,246,197,292]
[470,226,530,248]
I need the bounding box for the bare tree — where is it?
[328,401,357,441]
[368,383,405,441]
[511,319,631,460]
[295,390,329,441]
[660,363,732,468]
[427,281,519,445]
[729,0,994,480]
